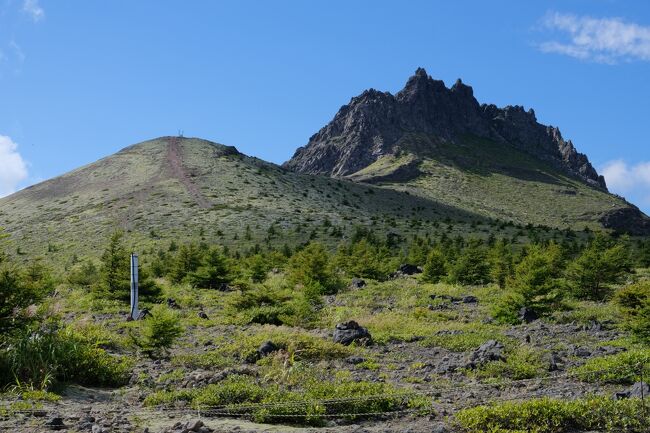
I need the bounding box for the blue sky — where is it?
[1,0,649,213]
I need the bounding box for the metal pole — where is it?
[642,363,647,420]
[130,253,139,320]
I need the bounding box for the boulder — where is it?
[349,278,366,289]
[462,295,478,304]
[430,294,461,303]
[548,353,565,371]
[467,340,504,368]
[398,264,422,275]
[167,298,180,309]
[333,321,372,346]
[45,416,66,431]
[136,308,151,320]
[518,307,538,323]
[615,382,650,400]
[258,341,279,357]
[573,347,591,358]
[346,356,366,365]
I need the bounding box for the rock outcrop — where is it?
[600,205,650,236]
[284,68,607,190]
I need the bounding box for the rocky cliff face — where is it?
[284,68,607,190]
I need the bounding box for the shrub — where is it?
[67,260,100,288]
[133,305,184,357]
[223,326,352,363]
[475,345,546,380]
[334,239,393,281]
[227,279,323,327]
[421,249,447,283]
[572,348,650,384]
[288,242,339,294]
[455,396,648,433]
[246,254,269,283]
[567,235,631,300]
[170,243,202,283]
[0,262,50,335]
[0,322,131,389]
[144,374,427,426]
[187,247,230,289]
[614,281,650,342]
[488,239,513,289]
[448,240,490,286]
[494,243,565,323]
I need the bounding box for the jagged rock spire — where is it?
[284,68,607,190]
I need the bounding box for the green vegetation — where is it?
[421,248,446,283]
[0,323,131,389]
[567,234,631,300]
[0,136,647,432]
[144,373,428,426]
[455,396,649,433]
[132,305,184,357]
[493,243,565,323]
[615,281,650,342]
[572,348,650,384]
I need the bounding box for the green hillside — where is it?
[0,136,502,264]
[347,134,629,229]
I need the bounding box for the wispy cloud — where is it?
[601,159,650,205]
[22,0,44,22]
[538,12,650,63]
[0,135,29,197]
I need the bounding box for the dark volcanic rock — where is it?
[614,382,650,400]
[45,416,66,430]
[519,307,538,323]
[284,67,607,190]
[398,264,422,275]
[600,205,650,235]
[333,320,372,345]
[467,340,505,368]
[258,341,279,357]
[349,278,366,289]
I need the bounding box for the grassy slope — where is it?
[0,137,491,264]
[349,134,628,230]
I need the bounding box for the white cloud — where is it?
[22,0,44,22]
[539,12,650,63]
[0,135,28,197]
[601,159,650,206]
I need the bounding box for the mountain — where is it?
[284,68,650,233]
[0,137,488,262]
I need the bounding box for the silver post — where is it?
[130,253,139,319]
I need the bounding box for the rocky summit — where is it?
[281,68,650,233]
[284,67,605,189]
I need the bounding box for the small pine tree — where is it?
[639,240,650,268]
[494,242,565,323]
[448,240,490,285]
[567,234,631,300]
[422,249,446,283]
[99,231,130,298]
[98,231,160,300]
[488,239,513,289]
[135,305,184,357]
[614,281,650,343]
[170,243,202,283]
[247,254,268,283]
[187,247,230,289]
[288,242,339,294]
